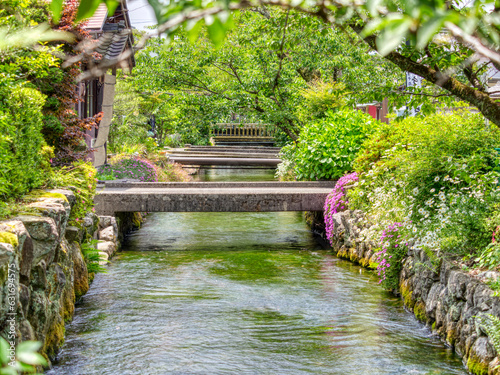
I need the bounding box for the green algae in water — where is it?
[208,250,322,282]
[48,168,470,375]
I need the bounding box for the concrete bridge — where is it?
[94,181,335,216]
[166,145,281,167]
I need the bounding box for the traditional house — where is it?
[77,0,135,166]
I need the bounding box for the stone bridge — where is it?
[94,181,335,216]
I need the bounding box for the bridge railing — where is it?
[211,123,275,138]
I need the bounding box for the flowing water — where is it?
[48,167,467,375]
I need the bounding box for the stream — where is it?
[47,167,467,375]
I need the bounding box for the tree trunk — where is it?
[357,30,500,127]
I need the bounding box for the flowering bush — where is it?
[346,111,500,280]
[98,157,158,182]
[324,172,358,244]
[376,222,411,289]
[275,144,297,181]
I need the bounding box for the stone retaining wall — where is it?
[0,190,120,366]
[324,209,500,375]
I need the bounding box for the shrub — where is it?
[375,222,411,290]
[98,157,158,182]
[293,108,382,180]
[348,111,500,267]
[275,144,297,181]
[0,83,47,199]
[298,81,349,120]
[324,172,358,243]
[144,152,191,182]
[46,161,97,226]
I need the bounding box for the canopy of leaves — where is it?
[130,9,402,142]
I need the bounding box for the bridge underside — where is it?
[94,182,334,216]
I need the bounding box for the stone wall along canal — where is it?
[48,168,468,374]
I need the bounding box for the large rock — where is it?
[467,337,496,375]
[28,198,70,238]
[0,220,32,281]
[69,242,88,299]
[98,226,116,242]
[0,243,18,323]
[97,241,116,257]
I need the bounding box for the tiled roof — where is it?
[85,3,108,30]
[96,31,129,61]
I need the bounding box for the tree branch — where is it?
[445,22,500,66]
[397,90,453,98]
[271,10,290,93]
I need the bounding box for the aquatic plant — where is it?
[324,172,358,245]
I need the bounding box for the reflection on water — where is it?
[198,167,276,182]
[47,168,467,375]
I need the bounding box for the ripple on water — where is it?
[48,207,467,375]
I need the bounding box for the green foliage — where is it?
[294,109,382,180]
[131,9,402,142]
[46,161,97,226]
[0,337,47,374]
[275,144,297,181]
[69,0,500,131]
[81,240,107,274]
[298,81,349,121]
[0,81,47,199]
[349,111,500,261]
[475,242,500,271]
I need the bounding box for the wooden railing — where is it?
[211,123,274,138]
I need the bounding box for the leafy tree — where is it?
[64,0,500,129]
[131,9,401,141]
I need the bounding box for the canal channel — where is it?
[47,168,467,375]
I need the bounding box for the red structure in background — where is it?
[357,99,389,123]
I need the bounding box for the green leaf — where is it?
[103,0,120,19]
[50,0,64,23]
[416,16,445,49]
[376,18,413,56]
[76,0,118,22]
[186,20,203,44]
[16,341,46,366]
[0,366,17,375]
[16,351,46,366]
[76,0,103,22]
[16,341,41,354]
[366,0,382,17]
[360,18,383,37]
[0,338,9,366]
[147,0,165,24]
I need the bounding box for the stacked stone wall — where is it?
[0,190,120,365]
[321,209,500,375]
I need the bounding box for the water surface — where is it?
[47,168,467,375]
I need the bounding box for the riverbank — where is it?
[0,189,137,366]
[321,209,500,375]
[46,210,468,375]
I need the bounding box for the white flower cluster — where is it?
[349,156,500,254]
